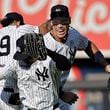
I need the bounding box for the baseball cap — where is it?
[50,5,70,20]
[13,35,29,60]
[0,12,24,27]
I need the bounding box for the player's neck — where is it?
[10,21,20,27]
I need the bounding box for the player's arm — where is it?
[20,48,71,71]
[84,41,110,73]
[0,59,16,80]
[47,48,71,71]
[59,87,79,104]
[13,33,71,71]
[38,20,52,35]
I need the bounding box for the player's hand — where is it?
[8,93,21,105]
[39,20,52,35]
[61,91,79,105]
[105,64,110,73]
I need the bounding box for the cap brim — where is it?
[52,17,70,25]
[52,17,69,20]
[13,51,29,60]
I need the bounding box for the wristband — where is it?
[94,51,109,67]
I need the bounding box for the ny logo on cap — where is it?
[17,47,22,52]
[55,8,61,12]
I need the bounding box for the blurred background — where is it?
[0,0,110,110]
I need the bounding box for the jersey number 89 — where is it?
[0,35,10,56]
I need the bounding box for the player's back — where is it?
[0,26,18,66]
[0,26,17,88]
[0,24,38,86]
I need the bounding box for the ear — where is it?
[16,21,20,26]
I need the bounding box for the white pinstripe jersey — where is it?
[44,27,89,110]
[12,56,61,110]
[0,24,39,91]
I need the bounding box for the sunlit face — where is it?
[51,18,70,43]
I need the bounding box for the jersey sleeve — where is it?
[44,32,72,60]
[44,33,58,51]
[68,27,89,50]
[17,24,39,35]
[0,59,16,80]
[34,26,40,33]
[44,33,69,51]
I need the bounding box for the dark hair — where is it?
[0,12,24,27]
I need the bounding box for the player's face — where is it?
[51,19,70,43]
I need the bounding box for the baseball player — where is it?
[43,4,110,110]
[0,12,26,110]
[0,12,52,110]
[5,33,71,110]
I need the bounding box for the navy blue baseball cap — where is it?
[50,5,70,20]
[0,12,24,27]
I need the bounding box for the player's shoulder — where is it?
[43,32,56,50]
[0,25,16,33]
[44,32,53,40]
[18,24,36,28]
[68,27,81,36]
[44,32,66,51]
[17,24,36,30]
[0,26,17,38]
[44,32,58,45]
[68,26,87,39]
[17,24,39,33]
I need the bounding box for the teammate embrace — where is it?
[0,4,110,110]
